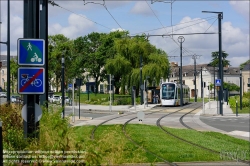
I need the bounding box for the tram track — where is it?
[179,105,250,165]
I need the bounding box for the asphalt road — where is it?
[200,116,249,132]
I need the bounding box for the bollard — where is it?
[0,120,3,166]
[236,100,238,117]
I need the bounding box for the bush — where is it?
[228,95,250,108]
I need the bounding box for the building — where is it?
[242,63,250,92]
[167,62,242,98]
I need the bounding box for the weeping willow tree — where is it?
[105,34,170,95]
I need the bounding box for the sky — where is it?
[0,0,249,68]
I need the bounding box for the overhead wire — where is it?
[83,0,123,30]
[48,0,112,30]
[131,16,216,35]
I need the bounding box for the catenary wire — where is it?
[49,1,112,30]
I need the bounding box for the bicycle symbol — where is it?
[21,74,42,87]
[31,53,42,62]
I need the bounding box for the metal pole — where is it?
[0,121,2,166]
[236,100,238,116]
[192,55,198,102]
[144,80,146,109]
[140,55,143,105]
[61,57,65,118]
[79,84,80,119]
[72,79,75,123]
[240,70,242,110]
[202,11,223,115]
[218,13,223,115]
[7,0,10,103]
[134,90,136,111]
[214,66,216,100]
[178,36,185,106]
[202,77,205,114]
[87,76,89,101]
[109,74,112,112]
[201,67,203,98]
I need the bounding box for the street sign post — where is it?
[18,39,45,66]
[18,67,45,94]
[215,79,221,86]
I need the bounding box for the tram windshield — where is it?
[161,84,175,100]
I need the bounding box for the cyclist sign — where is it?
[18,38,45,66]
[18,67,45,94]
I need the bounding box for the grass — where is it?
[73,124,249,164]
[231,106,250,114]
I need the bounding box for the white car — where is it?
[59,96,70,105]
[52,95,61,103]
[0,92,7,98]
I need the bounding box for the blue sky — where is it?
[0,0,249,67]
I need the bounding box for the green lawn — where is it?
[73,124,249,164]
[231,107,250,114]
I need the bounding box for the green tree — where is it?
[210,51,230,67]
[239,59,250,69]
[10,58,18,93]
[48,34,75,92]
[107,34,169,95]
[74,32,114,94]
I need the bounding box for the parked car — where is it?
[11,95,22,103]
[52,95,61,103]
[0,92,7,98]
[59,96,70,105]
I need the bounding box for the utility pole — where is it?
[178,36,185,106]
[202,11,223,115]
[192,54,199,102]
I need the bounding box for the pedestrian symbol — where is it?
[215,79,221,86]
[18,39,45,66]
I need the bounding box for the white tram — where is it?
[160,82,190,106]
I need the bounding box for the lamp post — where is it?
[178,36,185,106]
[202,11,223,115]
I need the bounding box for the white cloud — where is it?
[230,1,249,21]
[110,28,126,32]
[130,2,153,16]
[150,16,249,67]
[49,14,96,39]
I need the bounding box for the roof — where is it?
[170,63,241,77]
[242,63,250,71]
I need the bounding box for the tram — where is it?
[160,82,190,106]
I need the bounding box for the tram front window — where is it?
[162,84,175,99]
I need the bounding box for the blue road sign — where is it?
[215,79,221,86]
[18,67,45,94]
[68,84,72,88]
[18,38,45,66]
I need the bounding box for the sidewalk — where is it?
[66,103,158,112]
[201,100,249,117]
